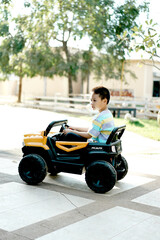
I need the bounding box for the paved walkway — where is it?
[0,105,160,240]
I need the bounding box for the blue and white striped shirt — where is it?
[88,109,114,143]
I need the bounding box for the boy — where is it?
[63,86,115,143]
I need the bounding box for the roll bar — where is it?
[106,125,126,144]
[44,119,68,136]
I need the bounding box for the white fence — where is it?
[24,94,160,119]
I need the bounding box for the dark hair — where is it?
[92,86,110,104]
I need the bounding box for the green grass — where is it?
[77,115,160,141]
[114,118,160,141]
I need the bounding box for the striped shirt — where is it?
[88,109,114,143]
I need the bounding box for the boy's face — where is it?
[91,93,107,112]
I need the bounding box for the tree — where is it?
[0,1,28,102]
[90,0,149,84]
[0,3,56,102]
[0,13,29,102]
[29,0,141,94]
[27,0,88,94]
[0,0,149,99]
[0,0,11,79]
[131,20,160,70]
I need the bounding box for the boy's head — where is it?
[91,86,110,112]
[92,86,110,104]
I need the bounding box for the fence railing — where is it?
[24,94,160,119]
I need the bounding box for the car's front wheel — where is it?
[85,161,117,193]
[18,154,47,185]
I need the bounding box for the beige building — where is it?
[83,59,160,99]
[0,59,160,100]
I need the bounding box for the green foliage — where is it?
[80,48,93,80]
[11,34,26,54]
[93,54,122,81]
[1,0,11,4]
[0,0,11,37]
[0,23,9,36]
[25,46,59,77]
[0,38,11,73]
[114,118,160,141]
[131,20,160,67]
[0,0,149,96]
[27,0,89,93]
[85,0,149,83]
[28,0,147,93]
[118,4,160,69]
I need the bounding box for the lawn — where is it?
[114,118,160,141]
[78,115,160,141]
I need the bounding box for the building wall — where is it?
[1,59,160,100]
[22,74,82,99]
[22,76,68,99]
[0,80,17,96]
[85,59,158,99]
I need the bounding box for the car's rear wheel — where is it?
[116,155,128,181]
[85,161,117,193]
[18,154,47,184]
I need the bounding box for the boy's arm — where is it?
[63,128,92,139]
[68,126,89,132]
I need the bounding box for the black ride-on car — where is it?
[18,119,128,193]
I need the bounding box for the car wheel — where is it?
[18,154,47,185]
[85,161,117,194]
[116,155,128,181]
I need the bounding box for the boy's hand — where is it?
[63,128,73,135]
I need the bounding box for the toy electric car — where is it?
[18,119,128,193]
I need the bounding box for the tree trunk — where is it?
[86,72,90,94]
[120,60,124,98]
[17,61,23,103]
[68,73,73,95]
[80,73,83,94]
[63,41,73,95]
[18,75,22,103]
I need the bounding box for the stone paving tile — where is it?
[111,214,160,240]
[0,157,19,175]
[132,188,160,209]
[0,106,159,239]
[125,154,160,176]
[0,158,159,239]
[0,182,93,232]
[35,206,160,240]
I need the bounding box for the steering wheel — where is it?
[59,123,69,133]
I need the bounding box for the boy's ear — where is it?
[103,98,108,104]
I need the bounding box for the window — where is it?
[153,81,160,97]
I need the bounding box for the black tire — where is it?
[85,161,117,194]
[116,155,128,181]
[18,154,47,185]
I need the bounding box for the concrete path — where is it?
[0,105,160,240]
